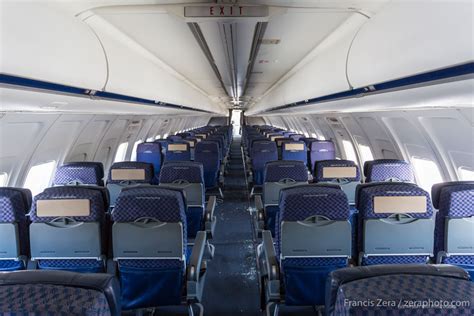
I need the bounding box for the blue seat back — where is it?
[195,141,220,188]
[314,160,361,204]
[326,265,472,316]
[309,140,336,172]
[0,188,31,271]
[432,181,474,275]
[356,182,434,265]
[166,135,182,142]
[53,162,104,186]
[164,141,191,162]
[277,184,351,306]
[107,162,154,207]
[111,187,187,309]
[29,186,106,272]
[0,270,121,316]
[251,141,278,185]
[281,141,307,164]
[364,159,415,182]
[136,142,162,183]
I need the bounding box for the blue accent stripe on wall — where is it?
[0,74,210,113]
[266,62,474,113]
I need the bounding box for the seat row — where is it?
[255,176,473,312]
[1,263,472,315]
[0,183,212,312]
[137,125,233,192]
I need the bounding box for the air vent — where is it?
[261,39,280,45]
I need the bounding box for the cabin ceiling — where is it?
[3,1,469,115]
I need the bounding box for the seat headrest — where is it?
[0,270,121,316]
[0,188,31,222]
[53,162,104,186]
[280,184,348,221]
[30,186,106,223]
[310,140,335,152]
[325,264,470,316]
[282,141,306,152]
[107,162,153,184]
[137,142,161,153]
[264,160,308,182]
[314,160,360,182]
[195,141,219,153]
[159,161,204,184]
[112,187,186,225]
[251,141,277,152]
[431,181,474,213]
[364,159,414,182]
[355,182,432,218]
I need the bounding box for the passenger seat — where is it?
[355,182,434,265]
[364,159,415,182]
[0,187,32,271]
[52,161,105,186]
[432,181,474,279]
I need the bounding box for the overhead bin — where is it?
[84,14,226,114]
[0,2,107,91]
[248,14,366,115]
[347,2,474,89]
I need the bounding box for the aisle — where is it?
[201,137,260,315]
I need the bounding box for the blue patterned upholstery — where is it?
[289,134,304,141]
[195,141,220,188]
[276,184,350,306]
[264,160,308,183]
[333,274,474,315]
[263,161,308,235]
[251,141,278,185]
[107,162,154,184]
[309,141,336,173]
[136,142,162,184]
[0,284,111,315]
[432,182,474,278]
[29,187,106,273]
[314,160,361,182]
[159,161,204,184]
[164,141,191,162]
[30,187,106,223]
[0,188,31,271]
[356,182,433,265]
[166,135,182,142]
[159,161,205,238]
[281,141,307,164]
[112,187,187,310]
[53,162,104,186]
[0,270,120,315]
[364,159,415,183]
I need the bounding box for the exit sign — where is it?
[184,5,268,18]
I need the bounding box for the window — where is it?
[412,157,443,192]
[163,133,169,138]
[24,161,56,197]
[114,142,128,162]
[358,144,374,164]
[130,140,142,161]
[311,133,317,138]
[155,135,161,140]
[342,140,358,164]
[146,137,154,142]
[459,167,474,180]
[0,172,8,186]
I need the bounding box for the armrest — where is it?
[261,230,281,301]
[254,195,265,237]
[255,195,264,221]
[205,196,217,238]
[262,231,279,281]
[205,195,217,222]
[186,231,207,302]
